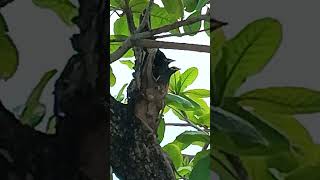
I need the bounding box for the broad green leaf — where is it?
[169,71,181,94]
[0,35,18,80]
[213,107,269,156]
[110,0,122,8]
[285,162,320,180]
[214,18,282,105]
[0,14,18,81]
[211,150,238,180]
[252,110,315,172]
[183,11,201,36]
[183,0,198,12]
[190,150,210,166]
[163,143,183,168]
[197,113,210,127]
[184,89,210,98]
[241,157,275,180]
[110,67,116,87]
[161,0,184,19]
[195,0,209,11]
[148,4,180,33]
[211,28,225,88]
[173,131,210,150]
[116,83,128,102]
[177,166,192,178]
[239,87,320,114]
[129,0,148,11]
[120,60,135,70]
[0,14,8,34]
[165,93,195,111]
[32,0,78,26]
[113,15,140,36]
[157,117,165,143]
[189,153,210,180]
[46,115,56,134]
[221,99,290,155]
[21,70,57,127]
[178,67,198,93]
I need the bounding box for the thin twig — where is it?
[165,123,192,127]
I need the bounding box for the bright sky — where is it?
[110,1,210,179]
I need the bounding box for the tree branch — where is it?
[110,15,210,63]
[135,0,153,33]
[132,39,210,53]
[123,0,136,34]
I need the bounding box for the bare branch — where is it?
[165,123,192,127]
[155,28,210,39]
[132,39,210,53]
[136,0,154,33]
[110,15,211,63]
[110,39,132,63]
[123,0,136,34]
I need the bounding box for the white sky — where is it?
[110,1,209,179]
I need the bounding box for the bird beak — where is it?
[166,58,175,64]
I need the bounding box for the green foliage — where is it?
[32,0,78,26]
[0,13,18,81]
[212,17,320,180]
[109,0,211,178]
[20,70,57,127]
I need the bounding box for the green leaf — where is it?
[184,89,210,98]
[178,67,198,93]
[251,110,315,172]
[21,70,57,127]
[189,153,210,180]
[110,0,123,8]
[241,157,275,180]
[110,67,116,87]
[0,13,8,34]
[239,87,320,114]
[161,0,184,19]
[116,83,128,102]
[213,107,269,156]
[166,93,195,111]
[183,0,198,12]
[129,0,148,11]
[148,4,180,33]
[163,143,183,168]
[285,162,320,180]
[195,0,209,11]
[197,113,210,127]
[220,99,291,155]
[214,18,282,105]
[0,14,18,81]
[0,35,18,80]
[114,15,140,36]
[46,115,56,134]
[32,0,78,26]
[169,71,181,94]
[157,117,165,143]
[173,131,210,150]
[183,11,201,36]
[120,60,135,70]
[177,166,192,178]
[211,28,225,88]
[211,150,238,180]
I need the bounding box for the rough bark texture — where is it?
[110,48,177,180]
[0,0,107,179]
